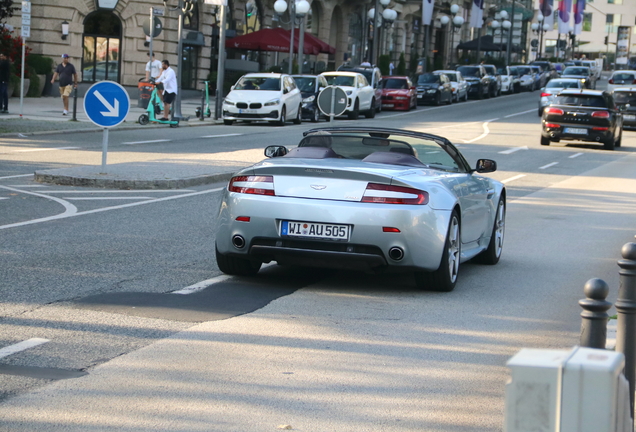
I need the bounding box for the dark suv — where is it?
[456,65,491,99]
[541,89,624,150]
[482,64,501,97]
[530,61,558,81]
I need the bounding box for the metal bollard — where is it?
[615,242,636,417]
[72,86,78,121]
[579,278,612,349]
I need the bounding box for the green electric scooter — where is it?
[138,80,179,128]
[195,80,212,119]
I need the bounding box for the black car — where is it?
[456,65,491,99]
[482,64,501,97]
[541,89,624,150]
[561,66,595,89]
[530,61,558,81]
[416,73,453,105]
[613,88,636,130]
[291,74,329,122]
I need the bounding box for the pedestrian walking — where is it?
[389,61,395,75]
[154,59,177,121]
[50,54,77,116]
[0,53,11,114]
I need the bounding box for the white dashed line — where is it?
[199,133,244,138]
[501,174,526,184]
[63,197,153,200]
[0,174,33,180]
[121,139,171,145]
[7,184,47,187]
[0,338,49,359]
[504,109,536,118]
[569,152,584,159]
[539,162,559,170]
[9,147,78,153]
[43,190,194,193]
[499,146,528,154]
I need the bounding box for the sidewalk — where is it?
[0,94,219,136]
[3,95,233,189]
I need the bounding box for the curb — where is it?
[34,170,235,190]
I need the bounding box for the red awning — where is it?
[225,27,319,55]
[302,32,336,55]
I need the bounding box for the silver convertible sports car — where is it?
[215,127,506,292]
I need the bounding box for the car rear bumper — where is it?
[542,124,613,143]
[215,191,451,272]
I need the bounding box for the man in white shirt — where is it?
[145,53,162,81]
[154,59,177,121]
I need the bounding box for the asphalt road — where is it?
[1,81,635,431]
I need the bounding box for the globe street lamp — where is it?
[274,0,310,75]
[368,0,394,65]
[448,5,464,68]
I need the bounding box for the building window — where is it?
[583,13,592,31]
[606,14,621,33]
[608,0,622,4]
[82,10,122,83]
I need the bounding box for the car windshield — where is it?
[497,68,506,75]
[563,67,588,75]
[613,92,636,105]
[554,95,607,108]
[546,80,580,89]
[612,73,636,81]
[293,77,316,92]
[483,66,496,75]
[234,77,281,91]
[324,75,355,87]
[443,73,457,82]
[457,66,480,77]
[298,131,461,171]
[382,78,409,89]
[516,67,532,74]
[418,74,439,84]
[530,66,542,72]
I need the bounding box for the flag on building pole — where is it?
[558,0,572,34]
[573,0,585,34]
[422,0,435,26]
[470,0,484,28]
[539,0,554,28]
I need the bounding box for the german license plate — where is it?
[382,104,394,108]
[281,221,350,241]
[417,95,423,98]
[239,109,257,114]
[624,115,635,121]
[564,127,587,135]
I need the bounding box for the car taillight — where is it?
[609,79,614,84]
[229,175,275,196]
[591,111,610,118]
[545,123,561,128]
[540,92,551,97]
[633,79,636,84]
[592,127,609,131]
[544,107,564,115]
[362,183,428,205]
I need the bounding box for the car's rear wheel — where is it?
[540,136,550,146]
[604,134,615,150]
[538,108,543,117]
[293,105,302,124]
[414,211,460,292]
[365,99,376,118]
[277,106,286,126]
[464,91,469,102]
[478,86,484,100]
[473,196,505,265]
[615,129,622,147]
[216,246,262,276]
[348,99,360,119]
[434,93,442,106]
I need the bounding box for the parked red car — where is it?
[380,76,417,111]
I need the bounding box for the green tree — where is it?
[378,54,390,76]
[0,0,17,24]
[397,52,406,75]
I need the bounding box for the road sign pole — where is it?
[101,128,109,173]
[215,3,227,120]
[19,36,25,117]
[149,7,154,62]
[329,86,335,123]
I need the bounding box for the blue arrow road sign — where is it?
[83,81,130,128]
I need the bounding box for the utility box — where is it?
[505,346,632,432]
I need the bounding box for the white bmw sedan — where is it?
[319,71,376,119]
[222,73,302,126]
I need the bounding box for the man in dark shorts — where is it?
[154,60,177,121]
[0,53,11,114]
[50,54,77,115]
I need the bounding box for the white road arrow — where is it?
[94,90,120,117]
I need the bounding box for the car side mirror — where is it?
[265,145,288,158]
[319,86,325,92]
[230,85,235,91]
[475,159,497,173]
[283,88,289,94]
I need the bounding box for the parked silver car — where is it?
[537,78,584,116]
[215,127,506,292]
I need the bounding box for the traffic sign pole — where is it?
[148,7,154,63]
[329,87,335,123]
[101,128,109,172]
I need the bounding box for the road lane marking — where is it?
[499,146,528,154]
[569,152,584,159]
[5,147,79,153]
[0,338,49,359]
[501,174,526,184]
[504,109,536,118]
[8,184,47,187]
[465,118,499,143]
[380,99,481,118]
[0,187,223,230]
[121,139,171,145]
[64,197,153,200]
[199,133,243,138]
[0,174,33,180]
[171,263,277,294]
[0,185,77,217]
[539,162,559,169]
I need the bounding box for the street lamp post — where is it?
[442,5,463,68]
[368,0,393,65]
[506,0,515,66]
[491,11,510,61]
[274,0,310,75]
[532,14,550,60]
